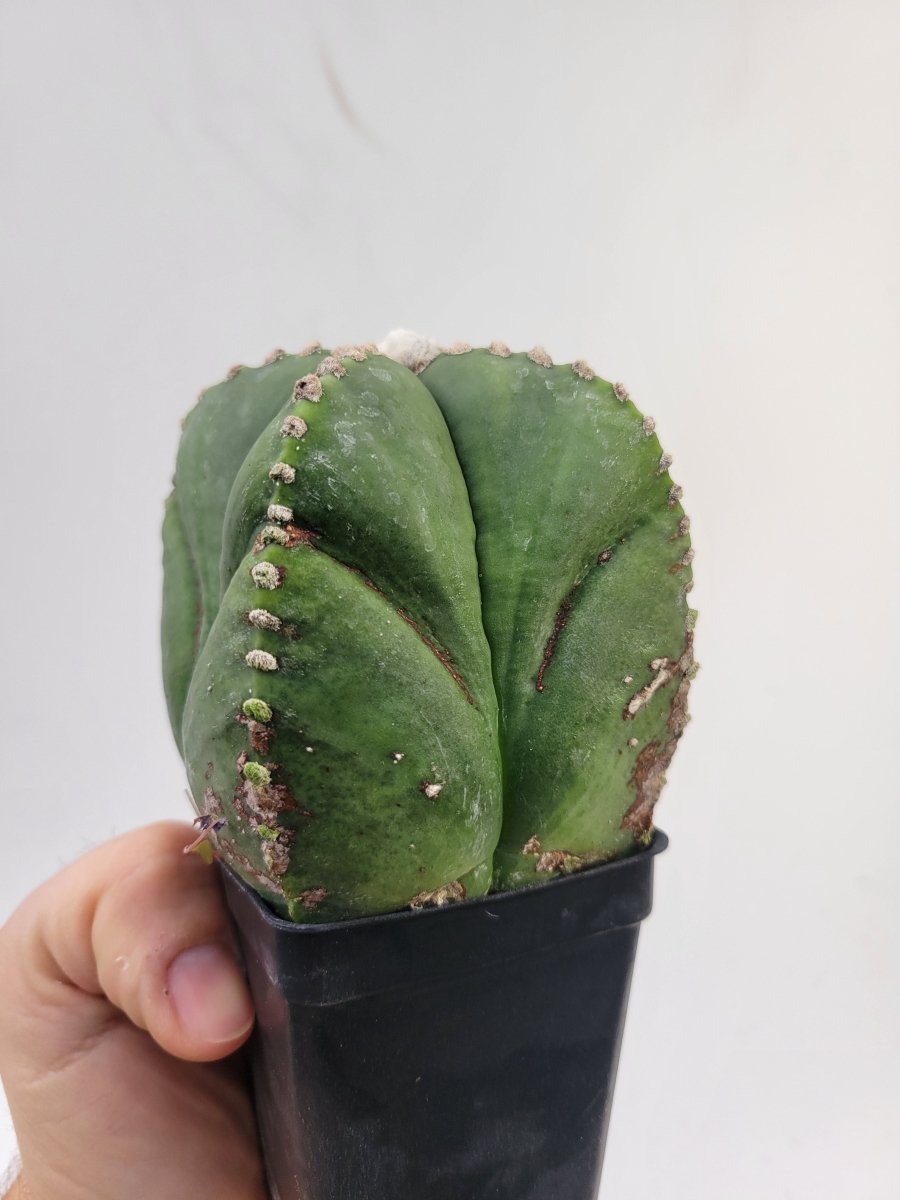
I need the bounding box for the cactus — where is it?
[162,333,695,922]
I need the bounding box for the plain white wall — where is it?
[1,2,898,1196]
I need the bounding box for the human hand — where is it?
[0,822,267,1200]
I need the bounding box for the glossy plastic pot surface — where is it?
[220,830,668,1200]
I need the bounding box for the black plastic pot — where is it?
[219,830,667,1200]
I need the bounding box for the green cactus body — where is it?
[420,348,694,887]
[163,337,694,921]
[167,346,502,922]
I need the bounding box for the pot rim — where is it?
[221,828,668,935]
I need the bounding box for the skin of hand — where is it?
[0,822,267,1200]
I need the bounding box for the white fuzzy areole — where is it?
[251,562,282,590]
[248,608,282,631]
[378,329,443,372]
[246,649,279,672]
[281,415,308,438]
[259,524,289,547]
[269,462,297,484]
[267,503,294,524]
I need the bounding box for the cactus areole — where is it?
[162,332,696,923]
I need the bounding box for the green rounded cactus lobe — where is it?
[162,337,695,922]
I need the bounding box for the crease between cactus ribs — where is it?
[162,334,695,922]
[246,520,477,706]
[312,539,476,706]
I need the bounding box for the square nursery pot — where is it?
[219,830,668,1200]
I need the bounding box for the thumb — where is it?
[0,821,255,1071]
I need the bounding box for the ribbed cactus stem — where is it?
[163,333,695,921]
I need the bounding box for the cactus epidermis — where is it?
[162,334,695,922]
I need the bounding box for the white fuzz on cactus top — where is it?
[378,329,443,373]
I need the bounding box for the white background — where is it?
[1,2,898,1196]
